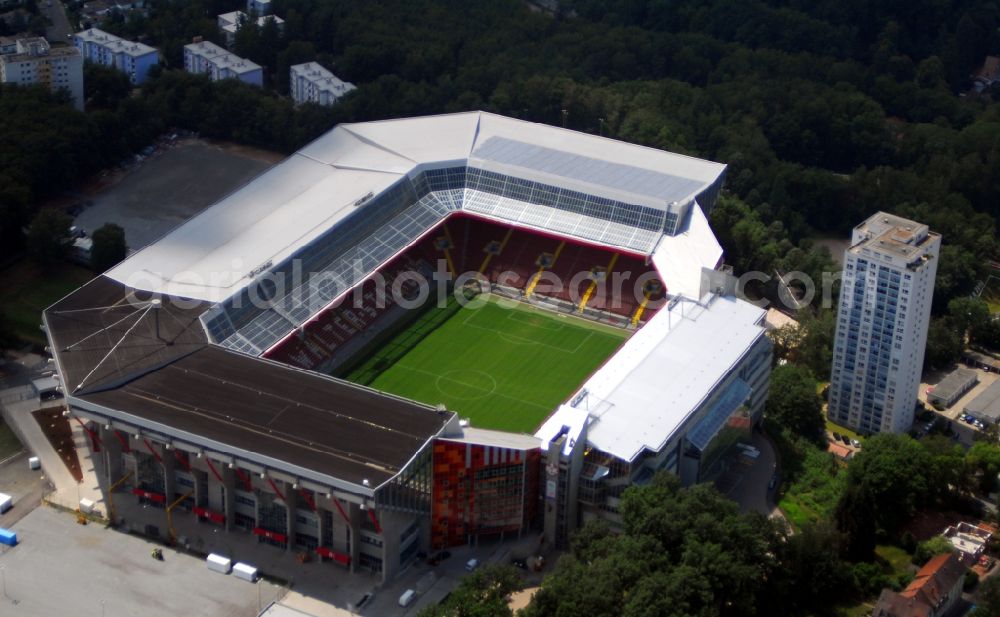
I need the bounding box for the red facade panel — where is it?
[432,440,540,549]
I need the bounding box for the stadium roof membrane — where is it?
[107,111,726,306]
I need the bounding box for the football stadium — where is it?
[42,112,772,581]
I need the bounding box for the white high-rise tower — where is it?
[828,212,940,434]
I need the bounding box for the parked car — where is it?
[768,473,778,490]
[851,439,861,448]
[964,414,976,424]
[466,558,479,572]
[355,593,373,610]
[832,432,842,442]
[840,435,851,445]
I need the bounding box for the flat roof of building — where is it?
[928,367,978,403]
[964,379,1000,421]
[184,40,261,74]
[441,427,541,450]
[290,62,355,96]
[106,111,726,304]
[45,276,450,490]
[218,11,284,32]
[1,44,80,63]
[540,293,766,462]
[850,211,939,260]
[77,346,449,489]
[74,28,157,57]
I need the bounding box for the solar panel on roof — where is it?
[471,136,706,205]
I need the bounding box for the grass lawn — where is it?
[982,275,1000,313]
[875,544,912,578]
[0,420,23,460]
[0,259,94,346]
[826,418,864,443]
[773,430,847,530]
[346,295,628,433]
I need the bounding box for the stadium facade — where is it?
[43,112,771,581]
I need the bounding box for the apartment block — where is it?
[73,28,159,84]
[183,40,262,87]
[829,212,940,433]
[289,62,355,106]
[0,37,83,110]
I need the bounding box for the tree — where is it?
[83,63,132,109]
[525,473,798,617]
[966,441,1000,494]
[948,297,991,342]
[90,223,127,272]
[925,317,963,370]
[418,564,523,617]
[766,364,825,442]
[835,434,934,557]
[26,209,72,266]
[912,535,955,565]
[973,575,1000,617]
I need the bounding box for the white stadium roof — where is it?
[540,293,767,463]
[108,112,726,306]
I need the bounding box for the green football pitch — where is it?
[344,295,629,433]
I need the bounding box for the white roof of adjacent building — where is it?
[107,112,726,303]
[218,10,284,34]
[540,293,766,462]
[74,28,157,57]
[290,62,355,96]
[441,427,541,450]
[184,40,261,74]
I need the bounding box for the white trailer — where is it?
[206,553,232,574]
[233,562,258,582]
[0,493,12,514]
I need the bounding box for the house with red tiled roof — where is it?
[872,553,966,617]
[827,441,853,460]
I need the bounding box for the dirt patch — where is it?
[508,586,539,611]
[33,406,82,482]
[901,511,982,542]
[204,138,286,165]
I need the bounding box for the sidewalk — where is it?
[0,390,105,514]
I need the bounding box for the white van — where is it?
[399,589,417,607]
[465,558,479,571]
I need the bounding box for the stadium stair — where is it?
[524,241,566,298]
[630,291,651,327]
[441,224,458,278]
[478,227,514,274]
[577,253,619,313]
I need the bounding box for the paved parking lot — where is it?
[0,451,52,530]
[73,140,279,252]
[0,506,285,617]
[920,364,998,446]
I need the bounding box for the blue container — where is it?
[0,528,17,546]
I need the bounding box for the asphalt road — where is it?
[721,431,781,519]
[44,0,72,44]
